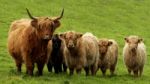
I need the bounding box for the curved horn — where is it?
[26,8,36,20]
[54,8,64,21]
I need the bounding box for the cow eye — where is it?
[128,41,131,44]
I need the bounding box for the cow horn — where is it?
[54,8,64,21]
[26,8,36,20]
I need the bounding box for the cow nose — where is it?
[131,48,136,52]
[68,44,74,48]
[44,35,50,40]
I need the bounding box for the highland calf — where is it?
[47,34,67,73]
[7,8,64,76]
[123,35,146,77]
[98,39,118,76]
[61,31,99,76]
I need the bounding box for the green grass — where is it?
[1,0,150,84]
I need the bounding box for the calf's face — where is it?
[52,34,62,49]
[125,36,142,52]
[98,39,112,55]
[60,31,82,49]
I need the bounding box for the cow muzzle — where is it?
[68,44,75,49]
[131,48,136,52]
[129,44,137,52]
[43,35,51,40]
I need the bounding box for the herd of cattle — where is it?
[7,9,146,77]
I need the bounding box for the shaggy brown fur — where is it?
[98,39,118,76]
[7,9,64,76]
[123,35,146,77]
[60,31,99,76]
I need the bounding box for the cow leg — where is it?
[91,64,98,76]
[69,67,74,76]
[139,66,143,77]
[110,65,115,76]
[76,69,82,74]
[76,65,82,74]
[101,67,106,76]
[63,63,67,72]
[14,58,22,72]
[11,53,22,72]
[54,64,59,74]
[37,62,45,76]
[58,64,62,73]
[53,63,62,73]
[26,63,34,76]
[23,52,34,76]
[133,70,138,77]
[47,61,53,72]
[128,68,131,75]
[84,67,89,76]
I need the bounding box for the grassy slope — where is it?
[0,0,150,84]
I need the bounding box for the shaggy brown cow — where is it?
[60,31,99,76]
[7,8,64,76]
[98,39,118,76]
[123,35,146,77]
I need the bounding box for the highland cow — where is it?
[7,8,64,76]
[47,34,67,73]
[123,35,146,77]
[61,31,99,76]
[98,39,118,76]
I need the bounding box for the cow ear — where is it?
[55,34,58,37]
[77,33,83,38]
[124,37,129,43]
[108,41,113,46]
[138,38,143,43]
[53,20,61,28]
[53,34,58,38]
[31,19,38,28]
[59,33,65,38]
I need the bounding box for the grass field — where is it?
[0,0,150,84]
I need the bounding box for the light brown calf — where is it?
[98,39,118,76]
[123,35,146,77]
[61,31,99,76]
